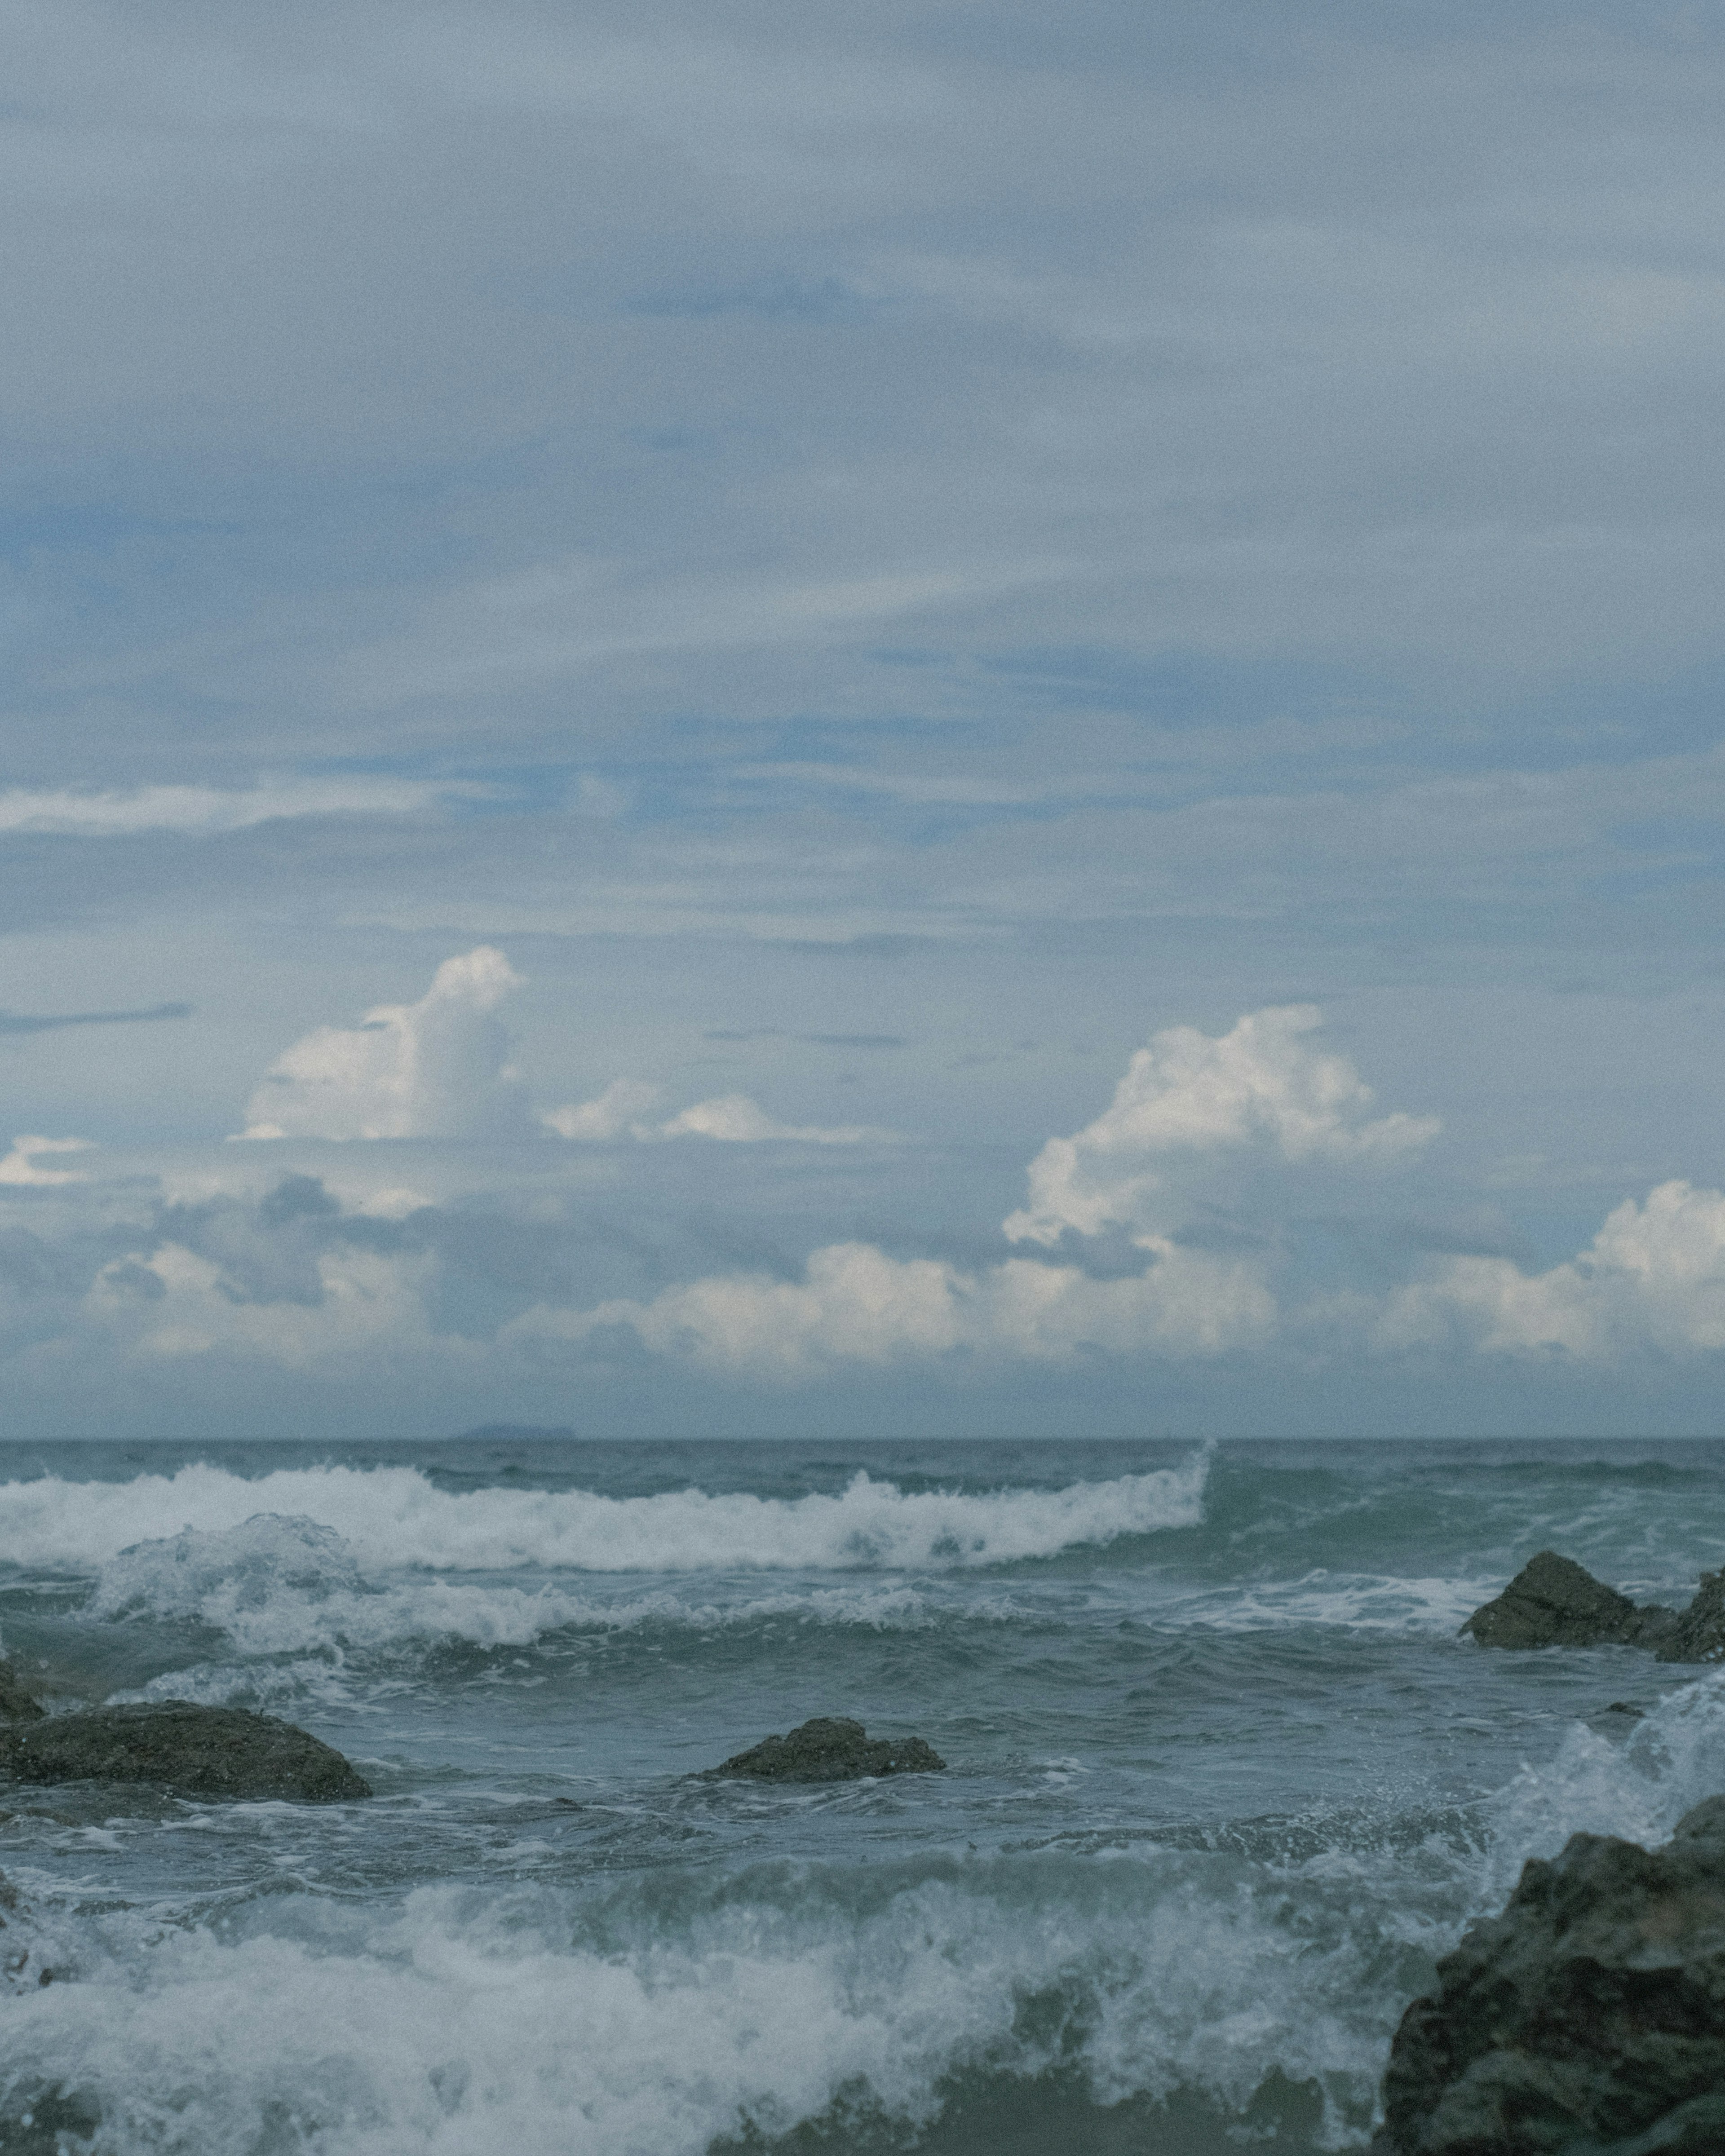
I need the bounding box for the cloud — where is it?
[542,1080,663,1140]
[0,1136,93,1187]
[658,1095,893,1145]
[545,1085,893,1145]
[1004,1006,1439,1246]
[239,948,531,1141]
[0,780,479,836]
[510,1234,1276,1379]
[0,1003,191,1035]
[1381,1180,1725,1359]
[87,1241,441,1369]
[514,1006,1442,1377]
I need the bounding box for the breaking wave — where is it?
[0,1846,1407,2156]
[84,1515,957,1660]
[0,1450,1211,1577]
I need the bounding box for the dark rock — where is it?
[707,1716,945,1782]
[0,1704,371,1803]
[0,1660,43,1723]
[1460,1553,1685,1655]
[1659,1569,1725,1665]
[1374,1795,1725,2154]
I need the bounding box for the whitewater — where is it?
[1,1434,1723,2154]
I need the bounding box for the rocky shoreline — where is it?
[2,1559,1723,2152]
[1359,1550,1725,2153]
[1372,1795,1725,2155]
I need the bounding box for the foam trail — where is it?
[0,1450,1211,1574]
[1179,1571,1499,1635]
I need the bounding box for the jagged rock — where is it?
[708,1716,946,1782]
[0,1704,371,1803]
[1661,1568,1725,1664]
[1461,1552,1685,1655]
[1373,1795,1725,2155]
[0,1659,43,1723]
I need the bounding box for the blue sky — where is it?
[4,0,1725,1436]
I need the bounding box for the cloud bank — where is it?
[4,980,1725,1432]
[1383,1182,1725,1360]
[511,1006,1426,1377]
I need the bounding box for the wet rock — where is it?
[0,1659,44,1723]
[1659,1568,1725,1664]
[1373,1795,1725,2155]
[0,1703,371,1803]
[708,1716,945,1782]
[1460,1552,1684,1654]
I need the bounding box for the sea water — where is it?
[0,1436,1723,2155]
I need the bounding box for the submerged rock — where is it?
[0,1659,44,1723]
[708,1716,945,1782]
[1373,1795,1725,2155]
[1457,1551,1721,1658]
[0,1704,371,1803]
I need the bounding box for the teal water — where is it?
[0,1437,1723,2154]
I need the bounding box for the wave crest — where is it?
[86,1515,973,1661]
[0,1451,1210,1576]
[4,1847,1394,2155]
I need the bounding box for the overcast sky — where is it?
[4,0,1725,1437]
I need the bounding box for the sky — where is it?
[4,0,1725,1437]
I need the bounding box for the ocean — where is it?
[0,1435,1722,2155]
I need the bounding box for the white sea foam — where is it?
[0,1450,1209,1576]
[1479,1667,1725,1902]
[84,1514,966,1659]
[1182,1571,1496,1635]
[3,1849,1398,2155]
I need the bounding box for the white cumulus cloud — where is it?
[1381,1180,1725,1358]
[239,947,531,1141]
[1004,1005,1439,1246]
[512,1004,1442,1377]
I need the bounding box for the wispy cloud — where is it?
[0,780,483,837]
[0,1003,192,1035]
[703,1030,907,1048]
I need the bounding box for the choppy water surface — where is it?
[0,1436,1723,2155]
